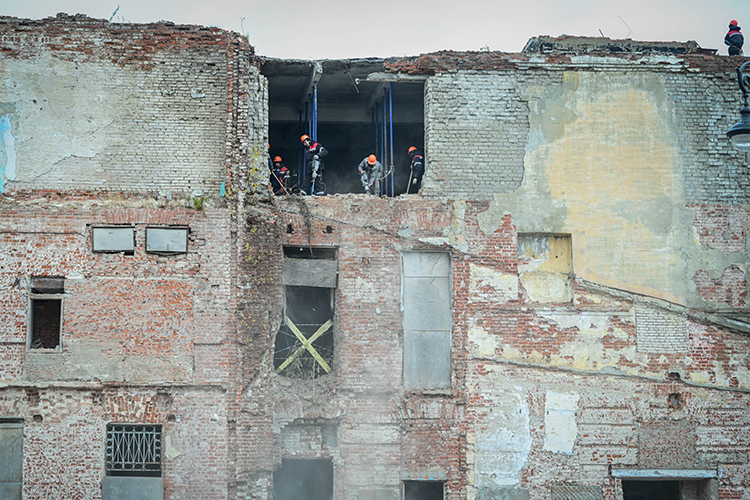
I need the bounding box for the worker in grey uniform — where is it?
[357,154,383,195]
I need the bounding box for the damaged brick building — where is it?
[1,13,750,500]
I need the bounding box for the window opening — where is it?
[0,419,23,500]
[622,480,679,500]
[262,58,424,196]
[105,424,162,477]
[404,481,444,500]
[275,247,337,379]
[274,459,333,500]
[28,277,64,350]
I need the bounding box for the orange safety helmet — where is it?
[407,146,418,154]
[300,134,310,142]
[273,156,282,163]
[367,154,377,165]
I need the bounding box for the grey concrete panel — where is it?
[0,483,21,500]
[146,228,188,253]
[403,331,451,390]
[402,252,450,278]
[92,227,134,253]
[283,258,338,288]
[0,422,23,483]
[403,277,450,332]
[102,477,164,500]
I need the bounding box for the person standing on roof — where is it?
[407,146,425,193]
[301,135,327,195]
[725,20,744,55]
[357,154,383,195]
[270,156,290,195]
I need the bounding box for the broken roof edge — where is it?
[522,35,717,55]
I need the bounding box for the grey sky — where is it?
[1,0,747,59]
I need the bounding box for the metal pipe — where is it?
[382,91,387,196]
[388,82,395,197]
[312,85,318,142]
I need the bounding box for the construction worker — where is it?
[407,146,424,193]
[357,154,383,195]
[725,20,744,55]
[300,135,327,195]
[270,156,290,195]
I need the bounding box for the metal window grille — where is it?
[106,424,162,476]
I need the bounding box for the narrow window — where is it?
[145,227,188,254]
[404,481,444,500]
[0,419,23,500]
[92,226,135,254]
[402,252,451,390]
[28,277,64,350]
[274,248,337,379]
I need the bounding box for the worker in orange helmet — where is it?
[300,134,327,195]
[725,20,744,55]
[270,156,290,195]
[357,154,383,195]
[407,146,424,193]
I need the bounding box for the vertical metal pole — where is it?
[382,92,387,196]
[312,85,318,142]
[388,82,395,197]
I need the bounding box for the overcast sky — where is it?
[1,0,747,59]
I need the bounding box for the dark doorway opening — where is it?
[622,480,679,500]
[404,481,444,500]
[262,58,424,196]
[273,458,333,500]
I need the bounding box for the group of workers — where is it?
[268,135,424,197]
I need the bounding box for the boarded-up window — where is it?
[402,252,451,390]
[0,419,23,500]
[518,234,572,303]
[92,226,135,254]
[145,227,188,254]
[28,277,64,350]
[404,481,443,500]
[275,248,337,379]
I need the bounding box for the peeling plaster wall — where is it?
[423,66,750,309]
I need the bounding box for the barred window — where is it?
[106,424,162,477]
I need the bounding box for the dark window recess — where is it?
[622,480,680,500]
[106,424,162,477]
[284,247,336,260]
[274,286,334,379]
[274,459,333,500]
[29,277,64,350]
[404,481,444,500]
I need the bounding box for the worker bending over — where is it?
[270,156,290,195]
[407,146,424,193]
[358,155,383,195]
[301,135,327,195]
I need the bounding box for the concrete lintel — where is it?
[366,72,429,82]
[611,468,717,480]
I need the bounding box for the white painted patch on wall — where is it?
[0,114,17,192]
[544,391,579,454]
[474,389,531,487]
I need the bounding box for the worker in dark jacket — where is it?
[725,20,744,55]
[301,135,327,195]
[407,146,425,193]
[270,156,290,195]
[357,154,383,195]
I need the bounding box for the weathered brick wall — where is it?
[0,14,261,196]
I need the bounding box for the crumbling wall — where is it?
[0,14,256,196]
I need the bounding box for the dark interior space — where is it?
[284,247,337,260]
[273,459,333,500]
[404,481,444,500]
[274,286,334,379]
[622,480,680,500]
[30,299,61,349]
[261,58,424,196]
